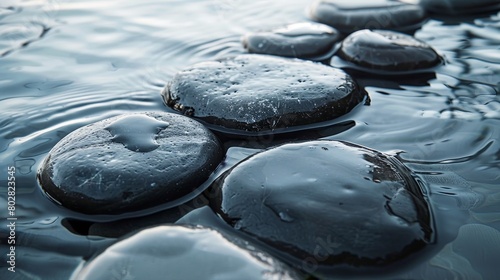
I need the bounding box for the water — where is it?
[0,0,499,279]
[105,114,170,152]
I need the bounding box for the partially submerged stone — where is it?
[38,112,223,215]
[419,0,500,15]
[337,29,441,72]
[308,0,427,34]
[208,140,434,277]
[163,54,366,134]
[74,225,301,280]
[242,22,341,60]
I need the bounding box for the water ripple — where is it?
[0,0,58,58]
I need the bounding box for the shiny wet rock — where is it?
[337,29,441,72]
[163,54,366,134]
[208,140,434,277]
[38,112,223,215]
[419,0,500,15]
[242,22,341,60]
[74,225,301,280]
[308,0,427,34]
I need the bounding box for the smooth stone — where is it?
[242,22,341,59]
[163,54,366,134]
[208,140,434,277]
[337,29,441,72]
[419,0,500,15]
[74,225,301,280]
[308,0,427,34]
[38,112,223,215]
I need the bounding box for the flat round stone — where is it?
[75,225,300,280]
[419,0,500,15]
[38,112,223,215]
[208,140,434,277]
[308,0,427,34]
[337,29,441,72]
[242,22,341,59]
[163,54,366,134]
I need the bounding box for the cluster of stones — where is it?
[38,0,497,279]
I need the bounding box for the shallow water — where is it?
[0,0,499,279]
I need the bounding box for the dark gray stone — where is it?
[74,225,301,280]
[308,0,427,34]
[337,29,441,72]
[208,140,434,277]
[419,0,500,15]
[163,54,366,134]
[242,22,341,59]
[38,112,223,215]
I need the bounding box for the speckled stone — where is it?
[308,0,427,34]
[38,112,223,215]
[337,29,441,72]
[74,225,301,280]
[163,54,366,134]
[208,140,434,277]
[242,22,341,59]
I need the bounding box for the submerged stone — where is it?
[74,225,300,280]
[337,29,441,72]
[242,22,341,59]
[208,140,434,277]
[163,54,366,134]
[308,0,427,34]
[38,112,223,215]
[419,0,500,15]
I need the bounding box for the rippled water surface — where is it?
[0,0,499,279]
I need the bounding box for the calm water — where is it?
[0,0,499,279]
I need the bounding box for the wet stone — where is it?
[208,140,434,277]
[419,0,500,15]
[242,22,341,60]
[163,54,366,134]
[38,112,223,215]
[337,29,441,72]
[74,225,301,280]
[308,0,427,34]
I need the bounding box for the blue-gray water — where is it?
[0,0,499,279]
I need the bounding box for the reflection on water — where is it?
[0,0,499,279]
